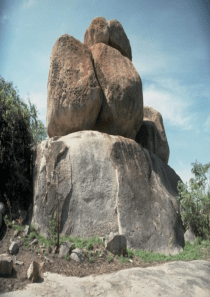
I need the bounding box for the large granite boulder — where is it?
[30,130,185,255]
[84,17,132,61]
[136,106,170,163]
[91,43,143,140]
[47,34,102,138]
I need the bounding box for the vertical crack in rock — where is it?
[60,153,73,234]
[114,167,121,235]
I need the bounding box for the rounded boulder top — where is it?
[84,16,132,61]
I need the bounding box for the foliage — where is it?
[0,77,48,214]
[47,211,58,246]
[86,241,93,250]
[4,215,12,227]
[177,160,210,239]
[0,77,47,146]
[89,256,95,263]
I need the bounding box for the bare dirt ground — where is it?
[0,221,182,295]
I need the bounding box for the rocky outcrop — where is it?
[47,34,102,138]
[29,130,184,255]
[91,43,143,139]
[136,106,170,163]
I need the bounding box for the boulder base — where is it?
[30,131,184,255]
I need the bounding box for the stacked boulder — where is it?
[136,106,170,164]
[47,17,143,140]
[29,17,185,256]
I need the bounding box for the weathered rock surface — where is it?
[70,248,85,262]
[1,261,210,297]
[136,106,170,163]
[27,261,41,283]
[29,130,184,255]
[107,19,132,60]
[47,34,102,138]
[84,17,132,61]
[59,242,74,258]
[9,242,19,255]
[90,43,143,139]
[105,232,127,256]
[84,17,110,48]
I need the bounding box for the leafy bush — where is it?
[86,241,93,250]
[177,160,210,239]
[107,255,113,262]
[89,256,95,263]
[0,77,47,215]
[47,211,58,246]
[29,231,37,239]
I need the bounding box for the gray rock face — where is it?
[30,130,184,255]
[136,106,170,163]
[90,43,143,140]
[47,34,102,138]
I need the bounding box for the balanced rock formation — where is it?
[47,17,139,139]
[91,43,143,139]
[39,17,185,257]
[30,130,185,255]
[47,34,102,138]
[136,106,170,163]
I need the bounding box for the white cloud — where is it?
[143,83,194,130]
[22,0,38,9]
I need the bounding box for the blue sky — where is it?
[1,0,210,190]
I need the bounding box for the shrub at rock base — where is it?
[177,160,210,240]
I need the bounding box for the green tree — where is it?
[0,76,48,215]
[177,160,210,240]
